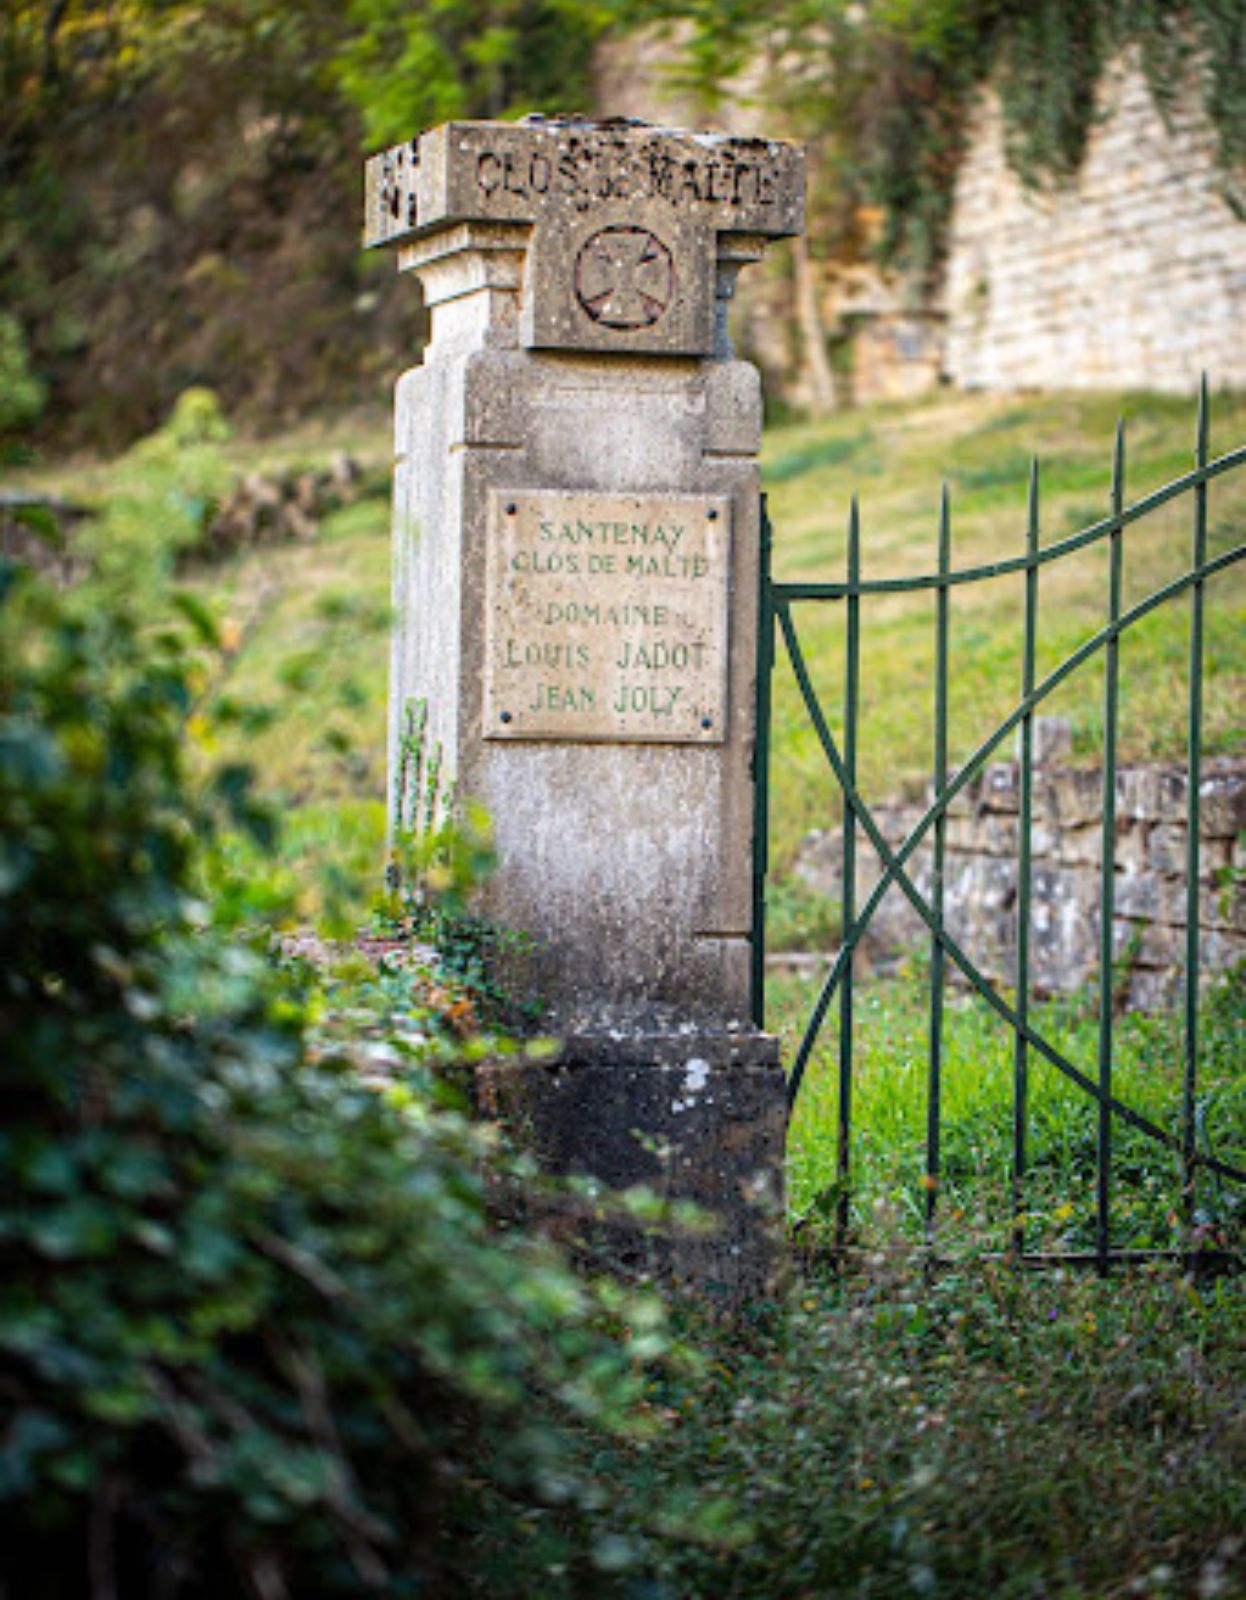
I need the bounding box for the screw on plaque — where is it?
[505,502,518,515]
[707,508,719,520]
[500,711,513,724]
[700,717,713,730]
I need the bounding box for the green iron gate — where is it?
[751,384,1246,1268]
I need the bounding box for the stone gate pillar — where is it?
[365,117,804,1294]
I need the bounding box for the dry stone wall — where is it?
[590,38,1245,405]
[943,53,1246,395]
[795,742,1245,1011]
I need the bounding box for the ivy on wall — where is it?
[628,0,1246,282]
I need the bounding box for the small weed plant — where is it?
[589,1252,1245,1600]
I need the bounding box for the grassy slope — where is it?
[17,407,397,920]
[761,387,1246,877]
[14,386,1244,920]
[778,963,1246,1236]
[756,389,1245,1239]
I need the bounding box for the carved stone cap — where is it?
[363,119,805,359]
[363,119,805,249]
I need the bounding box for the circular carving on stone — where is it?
[574,226,675,330]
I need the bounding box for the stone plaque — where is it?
[484,489,731,743]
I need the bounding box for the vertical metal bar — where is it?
[751,495,775,1032]
[926,487,950,1244]
[1183,380,1209,1228]
[1013,460,1039,1258]
[837,498,861,1250]
[1097,421,1125,1273]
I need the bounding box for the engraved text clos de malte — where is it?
[365,121,803,359]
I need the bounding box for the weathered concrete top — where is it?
[364,117,804,356]
[364,117,804,246]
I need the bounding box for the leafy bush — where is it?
[158,387,234,450]
[75,391,238,593]
[0,563,668,1596]
[0,312,46,437]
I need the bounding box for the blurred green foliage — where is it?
[0,558,672,1596]
[0,0,606,449]
[6,0,1237,449]
[0,312,45,439]
[77,388,237,596]
[337,0,610,147]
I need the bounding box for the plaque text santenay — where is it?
[485,489,731,742]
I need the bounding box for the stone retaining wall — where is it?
[943,52,1246,396]
[794,749,1245,1010]
[591,38,1246,404]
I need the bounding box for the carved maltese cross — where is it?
[574,226,675,330]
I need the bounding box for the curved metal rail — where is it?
[753,383,1245,1265]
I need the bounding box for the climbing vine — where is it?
[628,0,1246,281]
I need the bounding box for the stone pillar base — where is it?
[476,1030,787,1301]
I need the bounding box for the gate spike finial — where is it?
[1197,373,1209,464]
[1112,419,1126,515]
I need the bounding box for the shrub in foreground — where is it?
[0,566,666,1596]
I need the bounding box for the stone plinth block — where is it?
[476,1031,786,1300]
[374,126,797,1023]
[388,346,768,1025]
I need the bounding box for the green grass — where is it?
[183,463,396,923]
[11,402,394,508]
[12,401,397,920]
[761,388,1246,880]
[590,1255,1246,1600]
[774,961,1245,1253]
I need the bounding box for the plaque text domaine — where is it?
[485,490,731,742]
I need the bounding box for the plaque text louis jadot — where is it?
[484,489,731,742]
